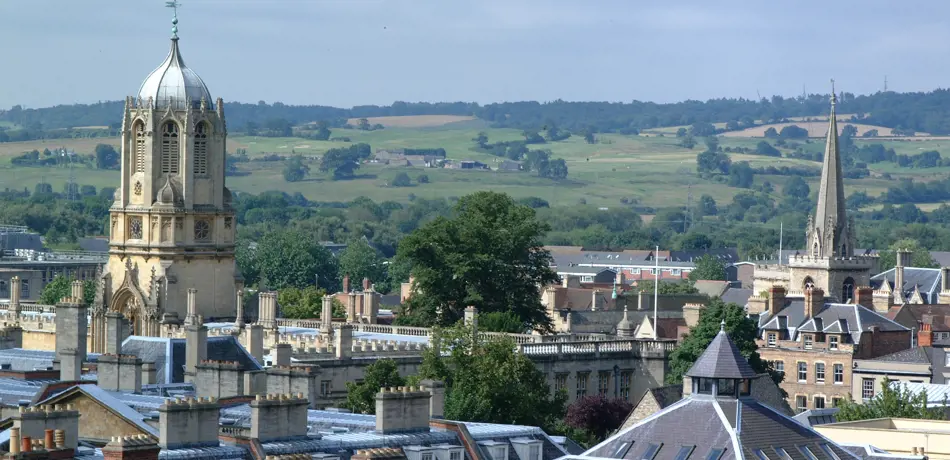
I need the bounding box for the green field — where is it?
[0,122,943,208]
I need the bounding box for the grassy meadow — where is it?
[0,115,943,208]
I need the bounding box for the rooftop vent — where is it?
[0,363,10,370]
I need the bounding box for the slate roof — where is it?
[864,346,931,364]
[35,385,159,437]
[685,328,757,379]
[584,398,855,460]
[871,267,942,304]
[120,335,262,384]
[721,288,753,306]
[890,304,950,332]
[758,297,908,344]
[0,348,100,372]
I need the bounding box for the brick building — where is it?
[754,286,910,413]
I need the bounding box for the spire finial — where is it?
[720,318,726,332]
[166,1,181,39]
[830,78,837,107]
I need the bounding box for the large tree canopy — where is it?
[338,238,386,286]
[343,359,405,414]
[687,254,727,281]
[837,378,945,422]
[39,275,95,306]
[416,323,566,428]
[397,191,558,331]
[666,298,779,386]
[237,229,340,291]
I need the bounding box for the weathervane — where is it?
[166,1,181,38]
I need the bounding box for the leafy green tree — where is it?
[473,132,489,148]
[545,158,569,179]
[357,118,371,131]
[783,176,810,199]
[34,183,53,196]
[877,238,938,271]
[417,324,566,428]
[697,194,718,217]
[94,144,120,170]
[277,286,344,318]
[396,192,558,330]
[688,254,727,281]
[565,396,633,441]
[338,239,386,286]
[282,155,310,182]
[666,298,778,385]
[584,131,595,144]
[313,121,331,141]
[344,359,405,414]
[678,134,696,149]
[39,275,95,306]
[417,174,430,184]
[837,378,945,422]
[754,141,781,157]
[764,127,779,138]
[320,144,371,179]
[391,172,412,187]
[80,185,97,197]
[477,311,526,333]
[238,229,339,291]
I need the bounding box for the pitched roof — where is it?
[864,346,931,364]
[693,280,730,297]
[871,267,942,303]
[584,397,855,460]
[759,298,908,344]
[685,328,757,379]
[721,288,753,306]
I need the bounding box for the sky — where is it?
[2,0,950,109]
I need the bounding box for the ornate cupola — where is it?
[91,3,241,351]
[686,320,758,399]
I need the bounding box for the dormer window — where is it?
[829,335,839,350]
[767,333,777,347]
[803,334,813,350]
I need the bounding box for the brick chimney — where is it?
[919,322,933,347]
[854,286,874,310]
[363,277,371,291]
[804,287,824,318]
[768,286,786,317]
[102,435,160,460]
[343,275,350,293]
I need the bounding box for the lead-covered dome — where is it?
[138,37,212,110]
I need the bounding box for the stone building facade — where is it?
[91,21,241,350]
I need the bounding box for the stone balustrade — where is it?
[518,339,676,356]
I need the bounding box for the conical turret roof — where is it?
[685,321,757,379]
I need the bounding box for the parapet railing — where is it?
[518,339,676,356]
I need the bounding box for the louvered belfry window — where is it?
[161,121,180,174]
[193,122,208,175]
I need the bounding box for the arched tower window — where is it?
[193,122,208,176]
[803,277,815,290]
[133,121,146,174]
[842,277,855,303]
[160,121,180,174]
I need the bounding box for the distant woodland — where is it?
[6,89,950,139]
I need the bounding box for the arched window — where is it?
[803,277,815,290]
[193,122,208,175]
[160,121,180,174]
[842,277,855,303]
[133,121,146,174]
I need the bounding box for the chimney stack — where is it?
[250,393,309,441]
[421,380,445,419]
[12,403,80,451]
[102,435,161,460]
[98,354,144,393]
[235,289,245,329]
[375,386,432,434]
[768,286,786,317]
[184,291,208,383]
[258,291,278,330]
[274,343,291,367]
[335,324,353,359]
[919,322,933,347]
[363,289,379,324]
[894,249,910,303]
[854,286,874,310]
[10,276,21,321]
[245,324,264,364]
[159,397,221,449]
[321,295,334,332]
[105,312,124,355]
[343,275,350,293]
[464,306,478,334]
[55,284,88,377]
[185,288,198,325]
[363,277,371,291]
[804,287,824,318]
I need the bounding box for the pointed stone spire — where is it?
[617,305,634,337]
[807,80,853,258]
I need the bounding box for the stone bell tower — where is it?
[91,8,241,351]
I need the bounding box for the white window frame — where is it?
[815,363,825,383]
[797,362,807,383]
[833,364,843,384]
[829,335,838,350]
[862,378,875,400]
[813,395,825,409]
[775,361,784,376]
[804,334,813,350]
[795,395,807,413]
[767,333,777,347]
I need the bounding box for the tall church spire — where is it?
[806,80,853,259]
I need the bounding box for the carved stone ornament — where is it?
[134,181,143,196]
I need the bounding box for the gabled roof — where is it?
[34,384,158,437]
[685,326,757,379]
[758,298,908,344]
[120,334,262,384]
[871,267,942,304]
[864,346,931,365]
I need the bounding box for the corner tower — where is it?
[91,10,240,349]
[787,83,874,302]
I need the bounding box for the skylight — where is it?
[705,448,726,460]
[641,443,663,460]
[674,446,695,460]
[797,446,818,460]
[773,447,792,460]
[753,449,770,460]
[611,442,632,458]
[819,444,840,460]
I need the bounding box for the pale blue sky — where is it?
[2,0,949,109]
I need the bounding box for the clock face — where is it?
[128,217,143,239]
[194,220,211,241]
